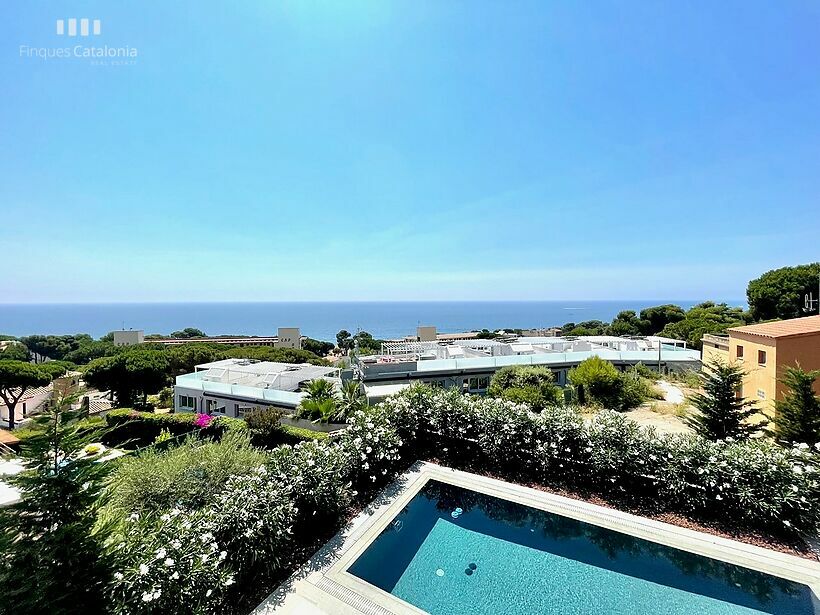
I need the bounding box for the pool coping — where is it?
[253,461,820,615]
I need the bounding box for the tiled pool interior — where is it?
[347,480,817,614]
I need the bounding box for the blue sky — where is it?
[2,1,819,302]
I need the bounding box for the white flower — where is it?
[141,592,153,603]
[784,520,792,527]
[164,558,175,567]
[156,548,167,559]
[206,589,213,598]
[171,539,182,549]
[224,575,235,587]
[114,572,124,581]
[171,571,180,580]
[138,563,149,576]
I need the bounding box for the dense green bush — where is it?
[488,365,563,411]
[104,433,267,514]
[568,356,623,408]
[103,409,247,448]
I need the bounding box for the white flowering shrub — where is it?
[338,404,403,490]
[203,466,296,579]
[380,386,820,533]
[269,439,353,525]
[109,509,234,614]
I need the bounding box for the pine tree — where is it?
[773,365,820,447]
[0,396,114,615]
[685,360,762,440]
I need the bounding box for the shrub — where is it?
[568,356,622,408]
[105,432,267,514]
[245,407,284,447]
[488,365,563,411]
[103,409,247,448]
[772,366,820,447]
[108,509,234,615]
[379,386,820,535]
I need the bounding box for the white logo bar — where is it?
[56,18,101,37]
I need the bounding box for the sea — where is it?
[0,301,745,342]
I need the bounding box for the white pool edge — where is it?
[254,461,820,615]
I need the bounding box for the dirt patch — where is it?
[625,406,691,435]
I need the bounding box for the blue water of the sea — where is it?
[0,300,741,341]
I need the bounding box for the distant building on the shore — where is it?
[113,329,144,346]
[144,327,303,349]
[701,315,820,414]
[521,327,562,337]
[274,327,302,350]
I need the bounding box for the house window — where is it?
[758,350,766,365]
[736,345,744,359]
[236,404,258,418]
[205,399,226,415]
[178,395,197,410]
[464,376,490,392]
[757,389,766,400]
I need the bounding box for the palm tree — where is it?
[337,380,366,421]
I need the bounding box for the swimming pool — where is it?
[346,479,817,615]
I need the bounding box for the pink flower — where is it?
[194,413,213,428]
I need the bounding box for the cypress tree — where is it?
[685,359,762,440]
[773,365,820,447]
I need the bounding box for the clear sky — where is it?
[2,1,819,302]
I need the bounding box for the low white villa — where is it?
[173,358,340,417]
[356,334,700,400]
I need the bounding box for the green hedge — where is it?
[103,409,326,449]
[103,409,247,448]
[279,424,329,443]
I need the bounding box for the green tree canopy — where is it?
[747,263,820,321]
[84,349,170,407]
[302,338,334,356]
[0,342,29,362]
[685,359,762,441]
[170,327,206,339]
[20,334,91,363]
[0,360,54,429]
[772,365,820,447]
[659,302,749,349]
[638,304,686,334]
[607,310,643,336]
[223,345,327,365]
[167,343,227,376]
[336,330,353,352]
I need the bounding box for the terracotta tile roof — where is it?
[728,315,820,339]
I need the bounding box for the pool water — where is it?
[347,481,816,614]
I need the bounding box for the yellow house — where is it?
[710,316,820,415]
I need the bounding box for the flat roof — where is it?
[728,315,820,340]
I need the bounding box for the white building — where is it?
[112,329,144,346]
[173,358,339,417]
[356,334,699,399]
[274,327,302,350]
